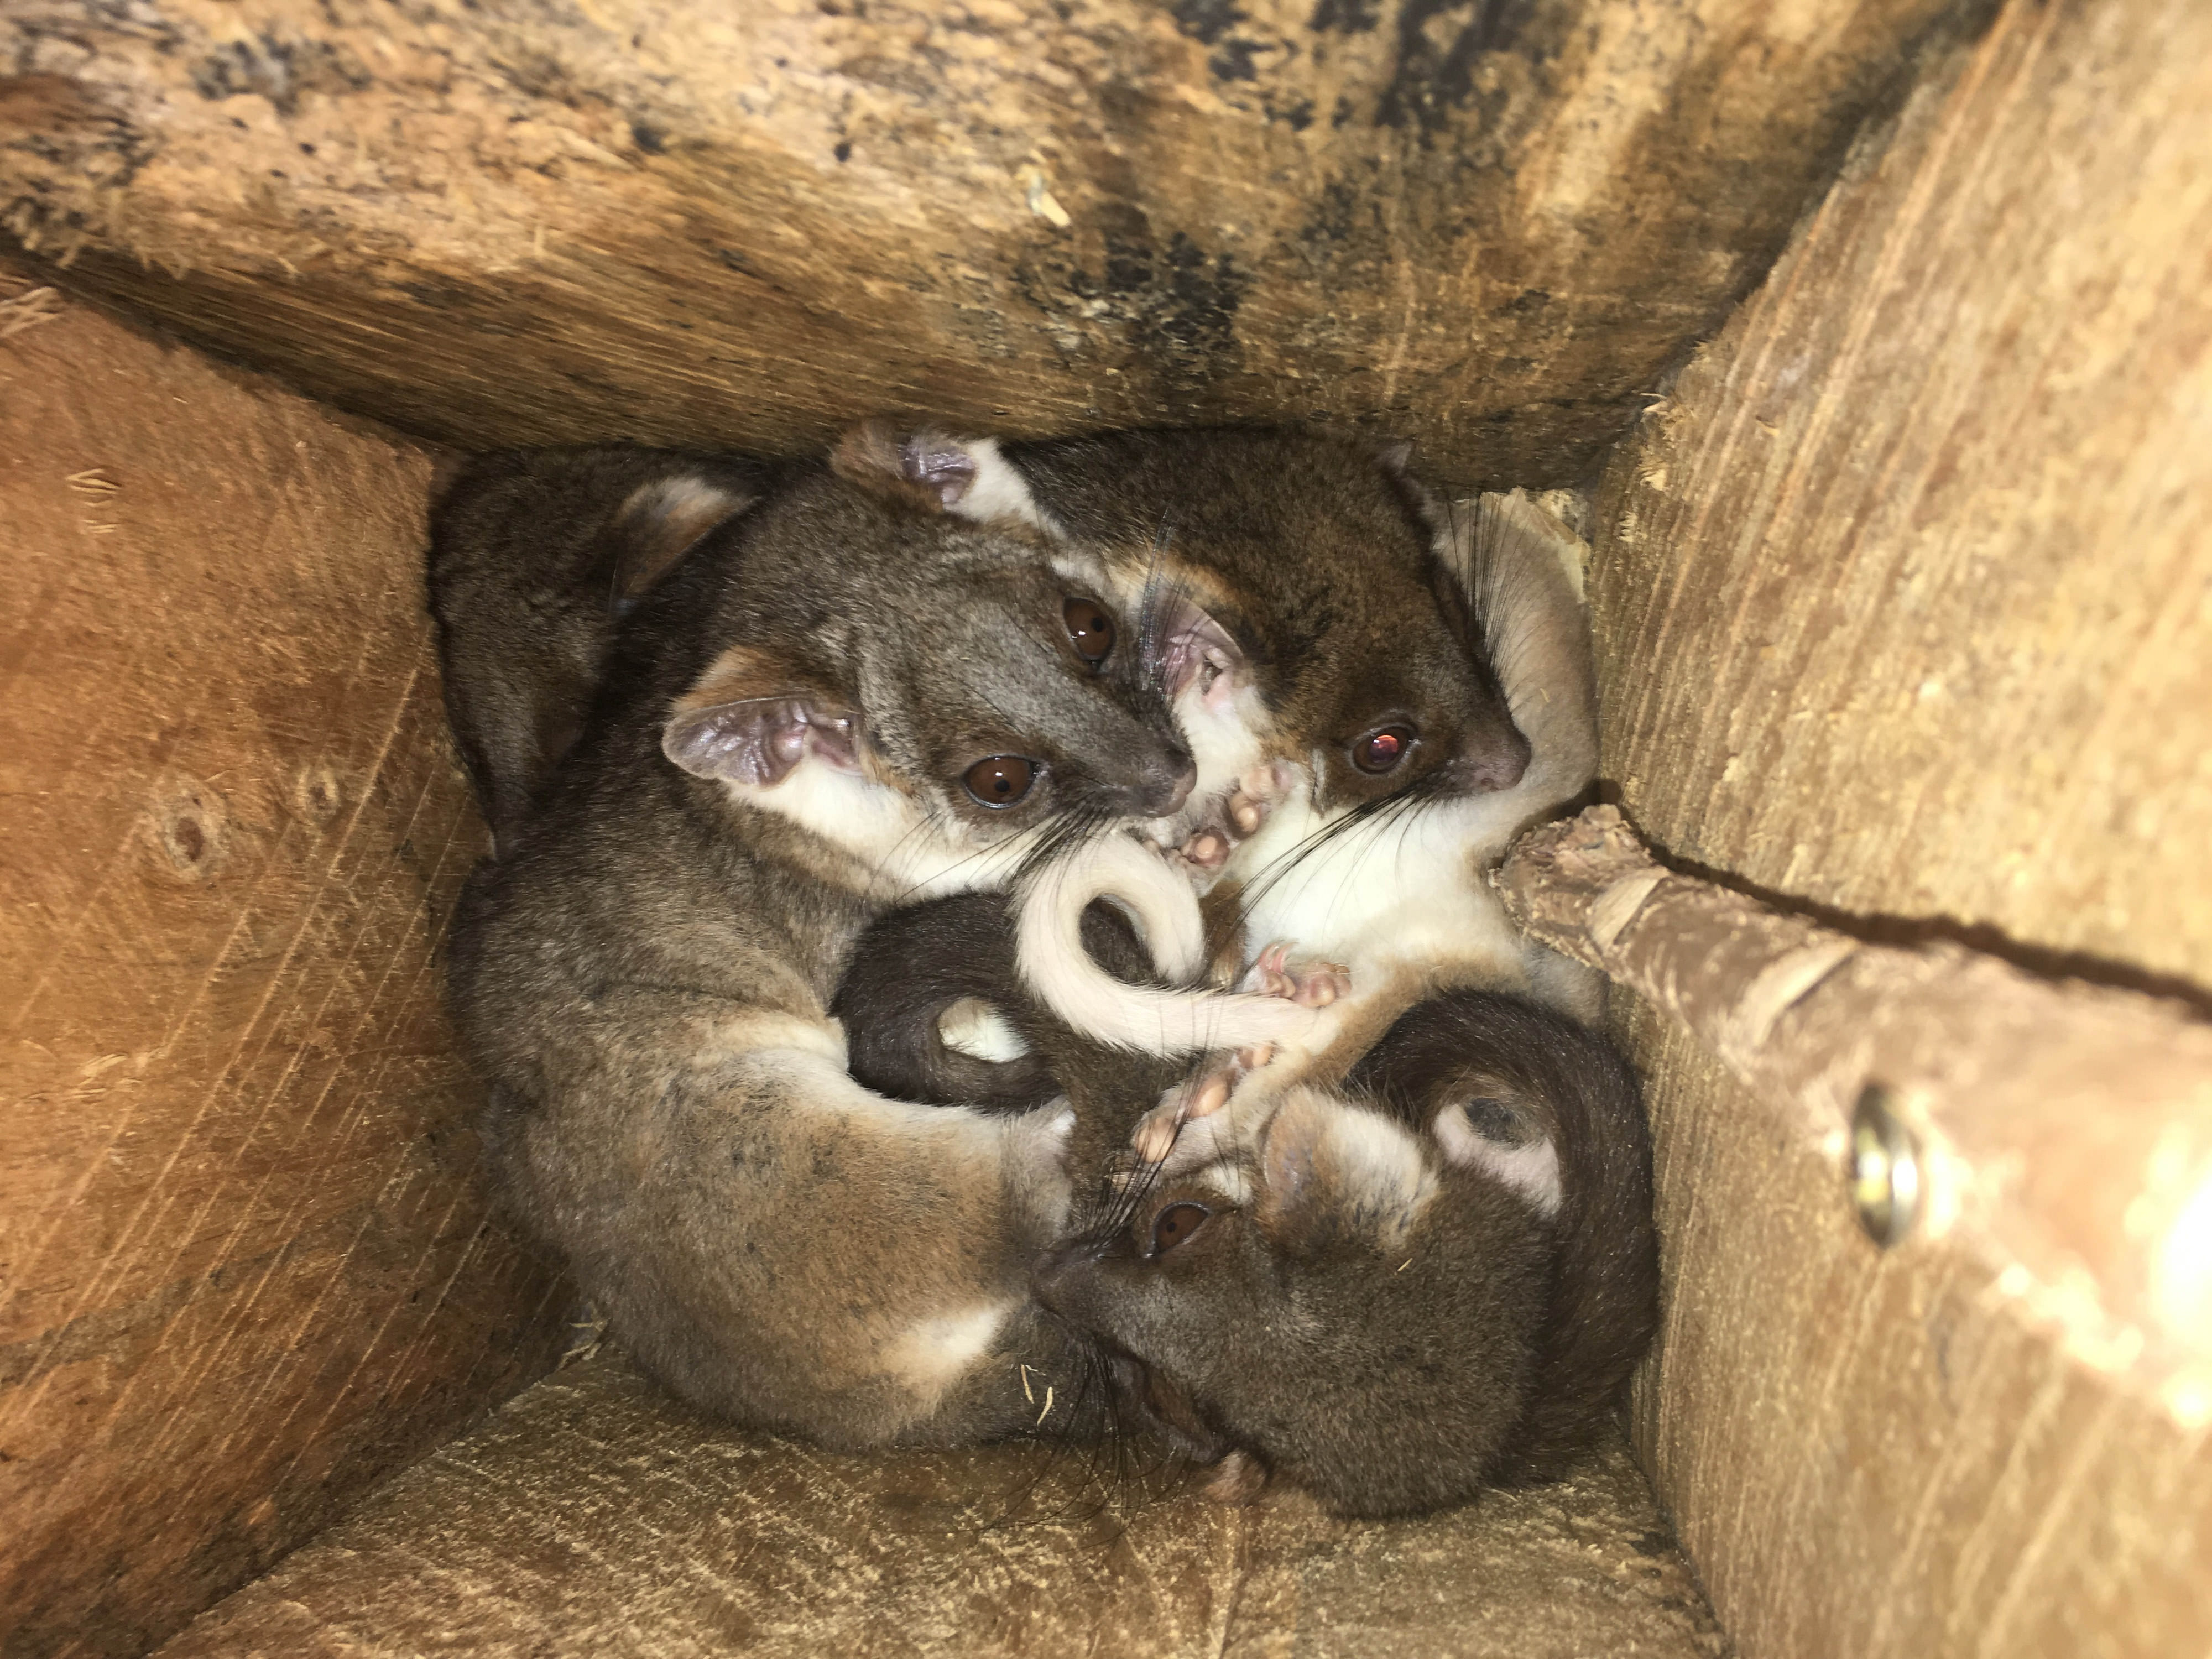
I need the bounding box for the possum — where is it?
[1011,489,1606,1172]
[989,430,1547,1054]
[446,421,1211,1449]
[831,893,1656,1516]
[1033,987,1658,1518]
[427,446,775,849]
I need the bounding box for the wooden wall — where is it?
[0,0,1973,487]
[1587,1,2212,1652]
[0,273,565,1658]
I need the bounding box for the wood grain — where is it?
[1585,2,2212,1653]
[1592,0,2212,990]
[1498,807,2212,1436]
[0,0,1972,487]
[0,272,565,1658]
[153,1353,1730,1659]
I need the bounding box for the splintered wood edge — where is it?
[1498,805,2212,1428]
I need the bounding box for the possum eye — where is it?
[963,755,1039,808]
[1150,1202,1211,1256]
[1352,724,1415,774]
[1063,597,1116,667]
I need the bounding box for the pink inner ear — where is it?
[901,434,977,508]
[1154,599,1244,703]
[661,697,862,786]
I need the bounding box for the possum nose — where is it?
[1030,1238,1095,1313]
[1114,743,1196,818]
[1452,724,1532,794]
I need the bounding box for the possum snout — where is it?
[1443,718,1531,794]
[1106,739,1196,818]
[1029,1233,1104,1315]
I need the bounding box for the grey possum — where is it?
[1032,987,1657,1519]
[1014,490,1606,1172]
[427,446,776,849]
[446,422,1204,1449]
[832,893,1656,1516]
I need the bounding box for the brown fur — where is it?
[446,429,1198,1449]
[1032,989,1654,1517]
[427,446,775,847]
[833,897,1656,1515]
[1009,428,1530,816]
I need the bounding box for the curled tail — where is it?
[1015,834,1318,1057]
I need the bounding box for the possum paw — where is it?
[1129,1047,1264,1166]
[1241,940,1352,1009]
[1160,763,1299,877]
[1224,762,1296,839]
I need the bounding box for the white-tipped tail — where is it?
[1015,835,1318,1056]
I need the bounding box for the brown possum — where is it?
[427,446,776,849]
[446,423,1205,1449]
[1035,988,1658,1518]
[1006,428,1532,859]
[995,431,1554,1052]
[832,892,1656,1516]
[1015,490,1607,1173]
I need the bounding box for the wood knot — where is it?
[292,763,343,826]
[146,780,229,880]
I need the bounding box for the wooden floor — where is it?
[155,1352,1730,1659]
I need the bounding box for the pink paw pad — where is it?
[1129,1060,1239,1165]
[1242,941,1351,1008]
[1223,763,1294,840]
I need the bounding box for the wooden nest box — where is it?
[3,1,2209,1653]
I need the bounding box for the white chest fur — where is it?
[1230,780,1538,994]
[724,760,1025,901]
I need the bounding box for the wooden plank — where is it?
[0,0,1971,486]
[1499,806,2212,1434]
[0,272,565,1658]
[153,1353,1730,1659]
[1584,1,2212,1652]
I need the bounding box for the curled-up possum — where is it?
[997,430,1540,1052]
[1036,989,1657,1519]
[428,446,775,848]
[831,897,1655,1516]
[448,422,1209,1449]
[1016,490,1607,1168]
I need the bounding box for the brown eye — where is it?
[1064,597,1116,667]
[1150,1202,1211,1255]
[1352,724,1415,774]
[963,755,1039,808]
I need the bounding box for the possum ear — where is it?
[1259,1090,1437,1253]
[610,473,763,607]
[1258,1092,1333,1236]
[662,648,860,785]
[1152,592,1248,704]
[1432,1076,1562,1218]
[831,418,1045,525]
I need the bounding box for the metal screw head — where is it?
[1851,1084,1921,1248]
